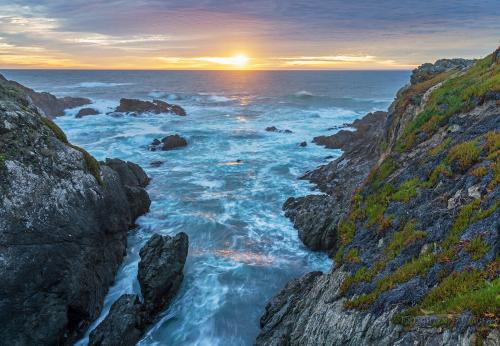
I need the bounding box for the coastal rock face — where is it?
[258,51,499,345]
[89,233,189,346]
[115,98,186,116]
[284,111,388,253]
[0,74,91,118]
[0,79,151,345]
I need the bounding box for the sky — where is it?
[0,0,499,70]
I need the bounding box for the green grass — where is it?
[367,157,397,189]
[385,220,426,260]
[422,163,452,188]
[365,183,394,228]
[340,260,387,294]
[471,165,488,178]
[464,236,490,260]
[41,117,69,143]
[338,219,356,246]
[346,248,362,264]
[488,158,500,191]
[447,139,481,170]
[484,131,500,154]
[394,272,499,328]
[398,52,500,150]
[429,137,452,156]
[392,178,420,202]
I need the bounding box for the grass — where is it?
[365,183,394,228]
[41,116,102,185]
[345,248,362,264]
[429,137,452,156]
[398,52,500,150]
[385,220,426,260]
[338,219,356,246]
[484,130,500,154]
[392,178,420,202]
[471,165,488,178]
[464,236,490,260]
[367,157,397,189]
[393,272,499,328]
[422,163,452,188]
[488,158,500,191]
[447,139,481,170]
[340,259,387,294]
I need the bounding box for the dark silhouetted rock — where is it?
[76,108,99,118]
[265,126,293,133]
[150,160,164,167]
[88,233,188,346]
[149,135,188,151]
[115,98,186,116]
[299,141,307,147]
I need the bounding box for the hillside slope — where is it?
[256,49,499,345]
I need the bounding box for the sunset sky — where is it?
[0,0,499,70]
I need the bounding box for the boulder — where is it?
[115,98,186,116]
[149,135,188,151]
[265,126,293,134]
[88,233,188,346]
[76,108,99,118]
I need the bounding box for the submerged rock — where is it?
[0,77,151,345]
[0,74,91,118]
[299,141,307,147]
[115,98,186,116]
[76,107,99,118]
[88,233,188,346]
[265,126,293,134]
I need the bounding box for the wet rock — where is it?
[0,74,91,118]
[138,233,189,313]
[76,108,99,118]
[299,141,307,147]
[149,135,188,151]
[115,98,186,116]
[88,295,144,346]
[265,126,293,133]
[0,77,151,345]
[150,160,164,167]
[88,233,188,346]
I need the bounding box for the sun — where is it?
[231,54,249,67]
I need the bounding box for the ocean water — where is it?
[1,70,409,346]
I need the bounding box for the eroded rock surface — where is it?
[115,98,186,116]
[0,78,151,345]
[88,233,189,346]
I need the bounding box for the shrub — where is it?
[423,163,452,188]
[488,158,500,191]
[41,117,69,143]
[338,219,356,246]
[484,131,500,154]
[471,165,488,178]
[429,137,451,156]
[385,220,426,260]
[346,248,362,264]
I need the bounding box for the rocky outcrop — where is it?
[76,108,99,118]
[88,233,188,346]
[0,77,151,345]
[410,58,475,84]
[0,74,91,118]
[284,111,387,253]
[258,50,499,345]
[149,134,188,151]
[115,98,186,116]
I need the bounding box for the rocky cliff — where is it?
[0,76,151,345]
[257,49,500,345]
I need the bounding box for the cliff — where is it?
[0,76,151,344]
[257,49,500,345]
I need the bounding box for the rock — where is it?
[149,135,188,151]
[88,295,144,346]
[76,108,99,118]
[138,233,189,313]
[410,58,476,85]
[0,74,91,118]
[467,185,481,199]
[88,233,188,346]
[265,126,293,134]
[150,160,164,167]
[115,98,186,116]
[299,141,307,147]
[0,77,151,345]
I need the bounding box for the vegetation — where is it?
[398,53,500,150]
[345,248,362,264]
[488,158,500,191]
[464,236,490,260]
[41,117,69,143]
[385,220,426,260]
[392,178,419,202]
[429,137,451,156]
[447,140,481,170]
[471,165,488,178]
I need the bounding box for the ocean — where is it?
[0,69,410,346]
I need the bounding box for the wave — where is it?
[70,82,134,88]
[294,90,315,98]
